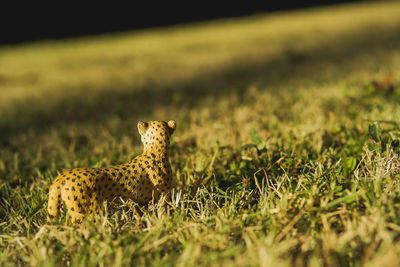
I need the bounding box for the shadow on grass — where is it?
[1,25,400,144]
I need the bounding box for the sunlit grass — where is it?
[1,1,400,266]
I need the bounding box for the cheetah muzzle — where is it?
[47,120,176,224]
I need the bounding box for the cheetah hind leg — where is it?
[70,212,85,225]
[87,194,103,224]
[47,179,62,222]
[64,197,87,225]
[68,205,85,225]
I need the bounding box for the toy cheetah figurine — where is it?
[47,120,176,224]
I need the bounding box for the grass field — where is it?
[1,2,400,266]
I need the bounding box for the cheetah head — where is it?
[137,120,176,150]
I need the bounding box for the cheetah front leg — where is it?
[146,168,172,202]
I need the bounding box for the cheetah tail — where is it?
[47,178,62,222]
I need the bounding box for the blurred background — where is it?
[2,1,357,44]
[0,0,399,155]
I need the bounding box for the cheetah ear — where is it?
[137,121,148,135]
[167,120,176,134]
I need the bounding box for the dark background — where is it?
[1,1,358,45]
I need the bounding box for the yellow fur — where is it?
[47,120,176,224]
